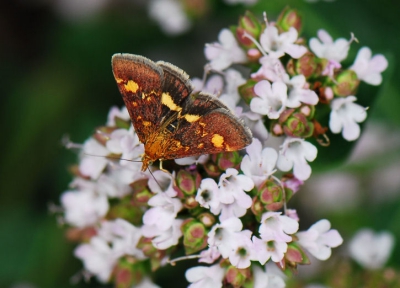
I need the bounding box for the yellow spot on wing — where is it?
[183,114,200,122]
[211,134,224,148]
[162,92,182,111]
[115,77,124,84]
[132,101,138,107]
[143,121,151,126]
[197,143,204,148]
[125,80,139,93]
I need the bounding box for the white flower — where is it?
[216,168,254,220]
[228,230,255,268]
[207,217,243,258]
[260,26,307,59]
[141,192,183,249]
[147,219,183,250]
[219,69,246,110]
[199,246,221,264]
[349,229,394,269]
[277,137,317,181]
[148,170,177,197]
[196,178,221,215]
[95,168,136,198]
[192,74,224,94]
[79,138,109,179]
[148,0,191,35]
[259,212,299,243]
[74,237,116,283]
[142,192,182,233]
[253,265,286,288]
[251,80,288,119]
[175,154,209,166]
[106,127,144,171]
[329,96,367,141]
[205,29,247,71]
[252,236,288,264]
[236,107,269,142]
[185,264,225,288]
[251,55,287,82]
[98,219,146,260]
[106,106,130,126]
[218,168,254,204]
[286,75,319,108]
[241,138,278,187]
[196,170,253,220]
[135,277,161,288]
[350,47,388,85]
[217,201,248,221]
[54,0,109,22]
[309,29,350,63]
[61,189,108,228]
[224,0,257,5]
[297,219,343,260]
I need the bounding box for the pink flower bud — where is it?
[225,265,251,287]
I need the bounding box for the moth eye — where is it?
[167,119,179,133]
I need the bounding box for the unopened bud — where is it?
[239,79,258,104]
[287,52,322,78]
[277,7,302,33]
[114,117,131,129]
[198,212,216,227]
[235,11,262,49]
[182,219,208,255]
[258,180,284,211]
[333,69,360,96]
[176,169,201,196]
[286,242,310,267]
[225,265,251,287]
[212,151,241,171]
[280,111,314,138]
[94,126,116,146]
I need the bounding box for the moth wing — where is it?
[112,53,164,143]
[156,61,193,123]
[161,93,252,159]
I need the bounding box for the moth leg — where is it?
[159,160,170,174]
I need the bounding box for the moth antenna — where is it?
[147,168,163,190]
[83,153,142,163]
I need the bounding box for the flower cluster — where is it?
[59,8,387,287]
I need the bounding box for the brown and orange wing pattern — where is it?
[112,53,252,167]
[112,54,164,143]
[159,93,253,160]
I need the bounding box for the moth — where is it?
[112,53,252,171]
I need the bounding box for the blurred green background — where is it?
[1,0,399,287]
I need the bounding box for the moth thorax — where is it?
[143,134,165,170]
